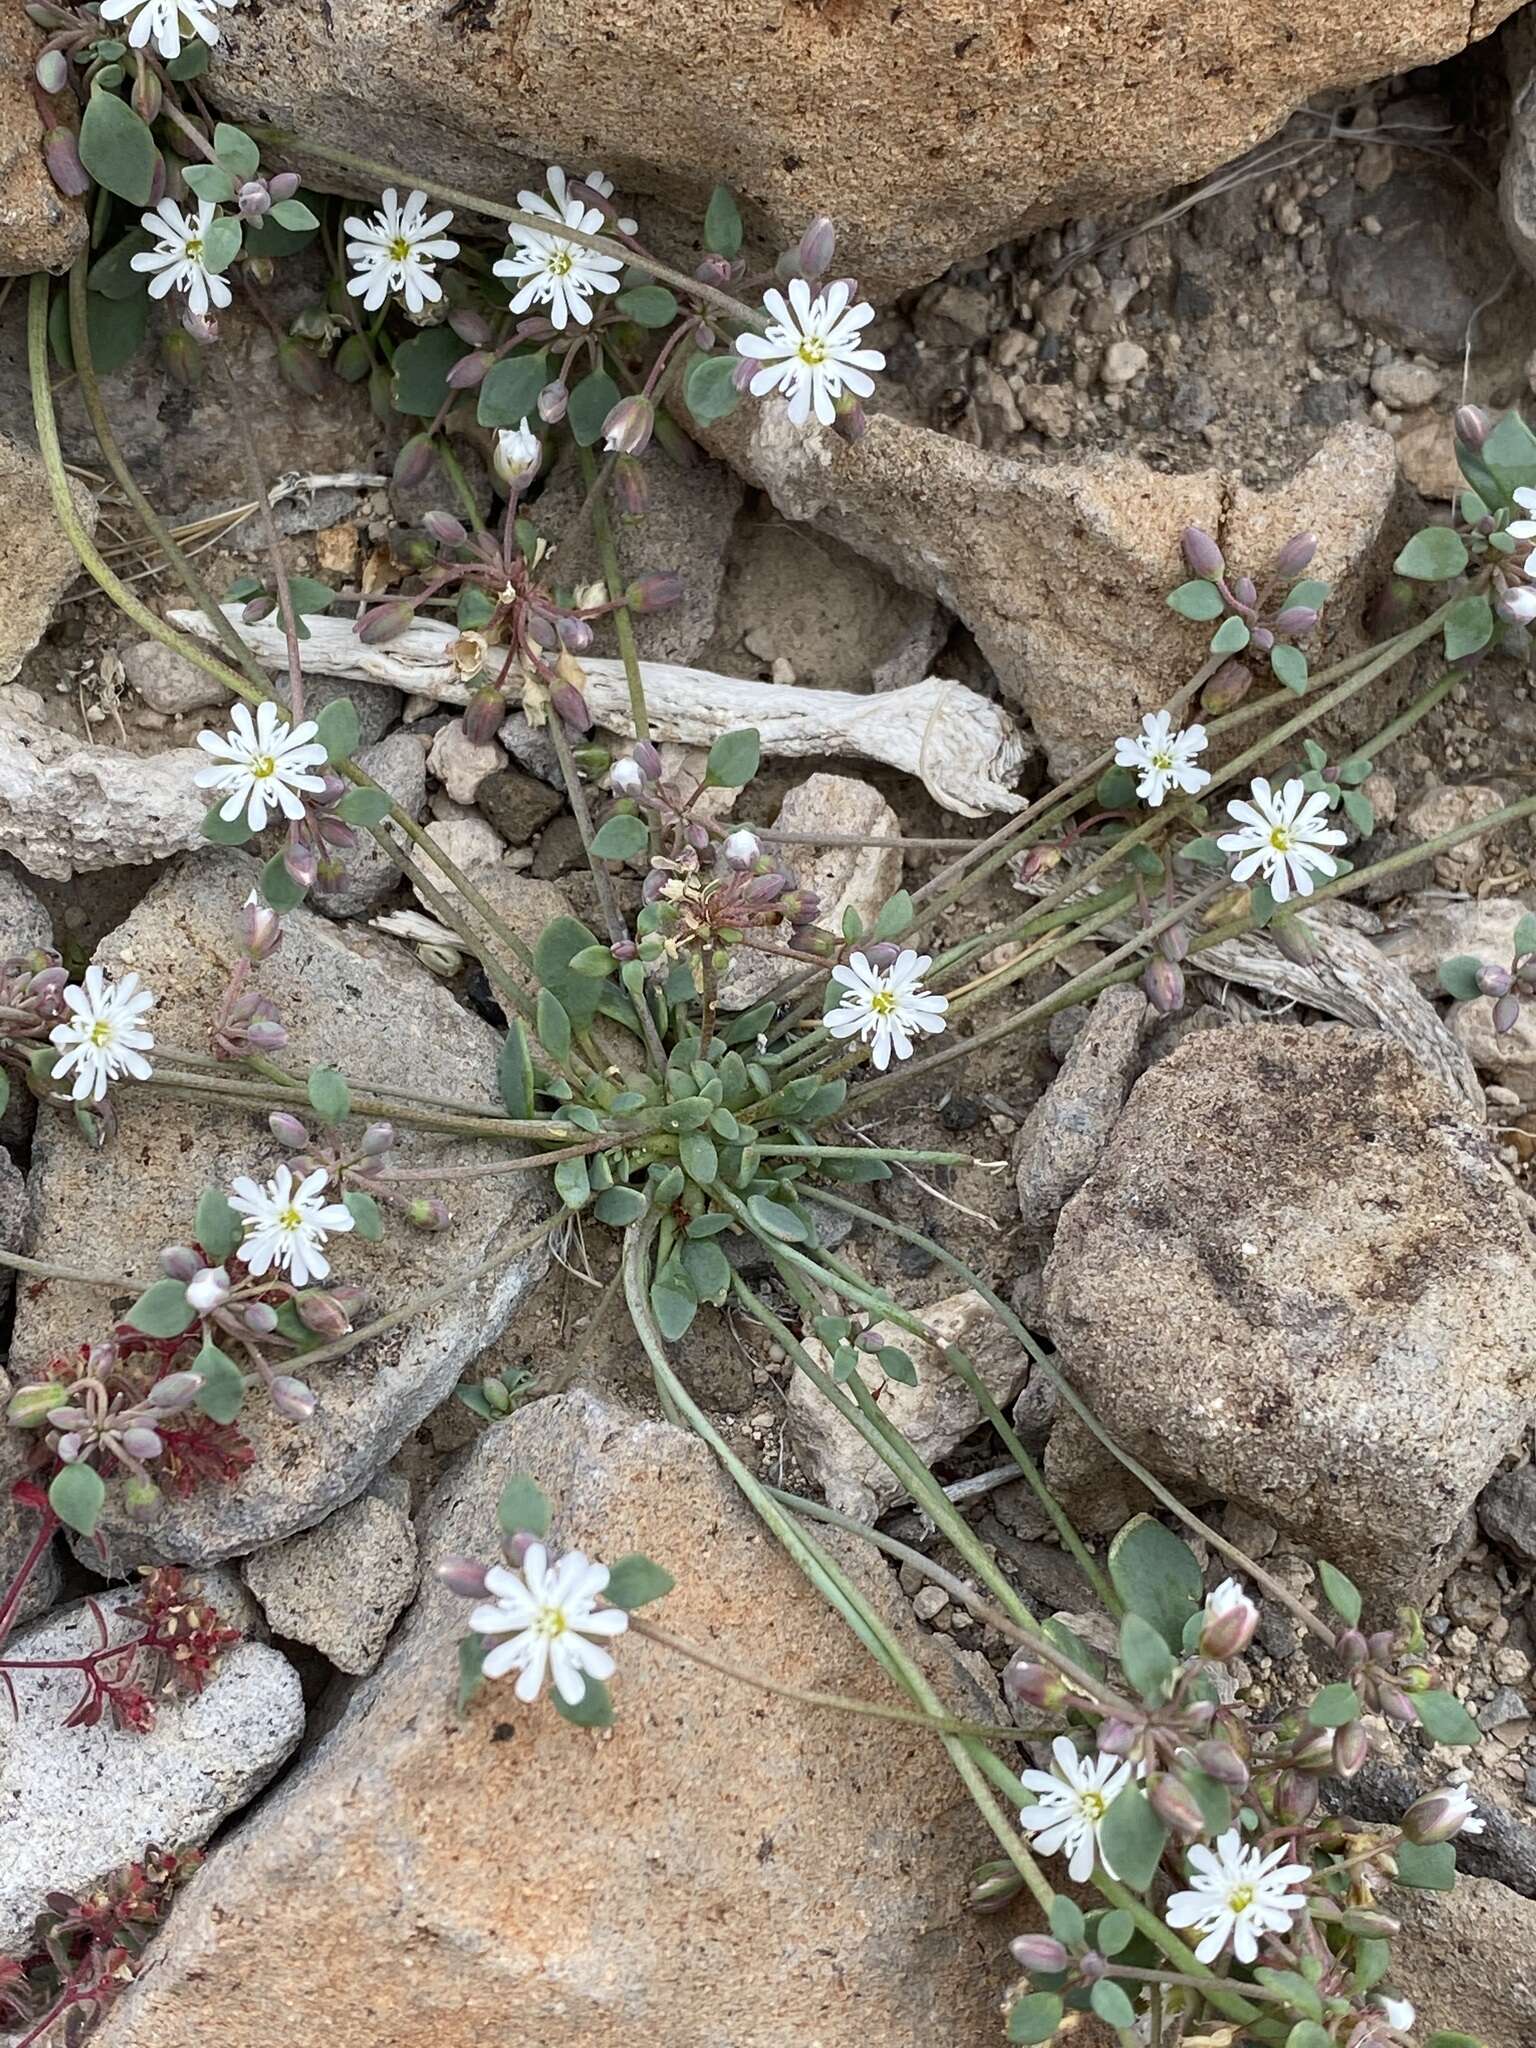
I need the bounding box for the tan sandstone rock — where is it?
[0,15,87,276]
[90,1390,1010,2048]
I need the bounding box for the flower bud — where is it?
[550,683,592,733]
[455,684,505,748]
[120,1425,164,1461]
[1201,658,1251,715]
[283,839,318,889]
[537,380,568,424]
[121,1473,163,1521]
[613,455,648,520]
[1094,1716,1139,1756]
[1010,1935,1069,1975]
[1002,1655,1069,1715]
[7,1383,67,1428]
[1402,1784,1481,1844]
[437,1555,492,1599]
[1192,1740,1249,1789]
[1335,1628,1368,1670]
[1274,1768,1319,1822]
[160,1245,201,1282]
[148,1371,203,1409]
[295,1291,351,1339]
[501,1528,537,1566]
[1332,1720,1371,1778]
[1077,1951,1108,1982]
[610,756,646,798]
[964,1858,1024,1912]
[265,1114,309,1153]
[1249,625,1275,653]
[557,614,594,652]
[1271,531,1318,578]
[625,571,683,613]
[1338,1908,1402,1939]
[185,1266,231,1315]
[480,1375,511,1414]
[797,214,837,280]
[354,597,416,646]
[423,509,467,546]
[1148,1773,1207,1840]
[393,435,437,490]
[1273,605,1320,635]
[406,1196,450,1231]
[55,1431,86,1463]
[269,1375,318,1422]
[695,253,734,286]
[1495,583,1536,626]
[1453,405,1490,451]
[601,393,654,457]
[36,46,68,93]
[1182,526,1224,579]
[43,128,90,199]
[448,306,492,347]
[491,420,541,489]
[236,178,271,219]
[243,1301,278,1335]
[445,348,492,390]
[723,828,761,868]
[1200,1578,1259,1660]
[359,1121,394,1157]
[1494,992,1522,1035]
[1142,957,1184,1016]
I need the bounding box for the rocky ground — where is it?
[7,6,1536,2046]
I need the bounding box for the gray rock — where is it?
[1391,1872,1536,2044]
[1334,1754,1536,1902]
[1479,1686,1529,1734]
[1042,1026,1536,1604]
[0,1573,302,1957]
[787,1289,1028,1521]
[1452,991,1536,1102]
[1478,1464,1536,1566]
[0,866,52,956]
[495,710,562,787]
[312,730,428,919]
[87,1390,1006,2048]
[1375,893,1527,997]
[270,670,401,750]
[0,433,96,686]
[121,639,229,716]
[243,1489,419,1674]
[0,1140,27,1297]
[1012,986,1147,1229]
[13,851,552,1568]
[1337,169,1522,361]
[0,1364,61,1630]
[475,766,566,845]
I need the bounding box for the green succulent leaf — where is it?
[124,1277,196,1339]
[683,349,742,426]
[194,1186,243,1261]
[1395,1840,1457,1891]
[313,696,359,763]
[1210,615,1251,656]
[568,369,622,449]
[1411,1688,1481,1745]
[705,728,761,788]
[212,121,260,179]
[553,1675,615,1727]
[1307,1682,1361,1728]
[497,1474,551,1539]
[1270,643,1308,693]
[602,1553,676,1609]
[616,285,678,327]
[1107,1513,1204,1650]
[590,813,649,861]
[1444,592,1494,662]
[49,1462,106,1537]
[703,184,743,257]
[456,1632,487,1714]
[343,1189,384,1240]
[79,89,157,204]
[307,1065,350,1125]
[1167,578,1225,621]
[593,1185,647,1226]
[1006,1994,1064,2045]
[1394,527,1469,581]
[476,350,548,428]
[336,786,393,827]
[391,325,464,417]
[1437,955,1486,1002]
[191,1336,246,1423]
[1315,1558,1362,1627]
[1097,1783,1167,1890]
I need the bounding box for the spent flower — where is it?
[1017,1735,1137,1883]
[1164,1828,1310,1964]
[194,701,329,833]
[735,277,885,428]
[1217,776,1346,904]
[467,1541,629,1704]
[131,198,232,321]
[824,949,948,1070]
[49,967,156,1104]
[229,1163,355,1286]
[1113,710,1211,807]
[343,188,460,315]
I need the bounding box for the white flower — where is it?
[185,1267,231,1314]
[824,949,948,1070]
[1505,485,1536,546]
[1164,1828,1311,1965]
[723,828,760,867]
[574,167,637,237]
[467,1541,629,1705]
[1374,1996,1416,2034]
[493,165,625,330]
[1200,1574,1260,1657]
[1430,1783,1485,1838]
[343,188,459,315]
[491,419,541,490]
[48,966,155,1104]
[1216,775,1346,905]
[609,757,645,797]
[1017,1735,1137,1883]
[1498,583,1536,624]
[194,700,329,834]
[97,0,238,62]
[735,277,885,428]
[229,1163,354,1287]
[130,198,233,321]
[1113,710,1211,807]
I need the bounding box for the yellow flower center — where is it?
[1267,825,1293,854]
[1228,1883,1255,1914]
[548,249,574,277]
[1151,749,1174,771]
[869,990,897,1017]
[389,235,412,262]
[185,236,203,262]
[533,1603,569,1641]
[279,1205,304,1232]
[251,754,277,782]
[1079,1789,1107,1822]
[796,336,829,367]
[89,1019,114,1047]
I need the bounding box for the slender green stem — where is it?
[583,446,651,744]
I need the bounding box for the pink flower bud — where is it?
[268,1112,310,1149]
[557,614,593,652]
[269,1375,318,1422]
[356,599,417,645]
[695,253,734,286]
[501,1528,537,1566]
[1402,1784,1481,1844]
[295,1291,350,1339]
[550,683,592,733]
[723,828,760,869]
[1476,962,1512,998]
[185,1266,231,1315]
[1199,1577,1259,1659]
[624,571,683,614]
[1336,1628,1368,1669]
[446,349,492,389]
[1274,1769,1319,1822]
[1493,992,1522,1035]
[43,128,90,199]
[460,685,506,747]
[833,398,869,443]
[283,839,318,888]
[610,756,646,797]
[633,740,663,780]
[1376,1684,1416,1723]
[437,1555,492,1599]
[1001,1655,1068,1713]
[1249,625,1275,653]
[263,169,299,202]
[424,509,467,546]
[1202,658,1251,715]
[406,1196,450,1231]
[359,1121,394,1157]
[601,394,654,457]
[237,179,271,218]
[243,1301,278,1335]
[1147,1773,1206,1840]
[1273,605,1320,635]
[1010,1935,1069,1975]
[1142,957,1184,1016]
[393,435,436,489]
[246,1015,289,1054]
[120,1425,164,1461]
[240,894,282,960]
[1271,531,1318,578]
[1332,1720,1371,1778]
[1453,405,1490,451]
[537,380,568,424]
[148,1371,203,1409]
[1192,1739,1249,1789]
[1096,1717,1140,1756]
[448,306,492,347]
[797,214,837,279]
[1182,526,1224,579]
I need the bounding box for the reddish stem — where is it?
[0,1508,60,1657]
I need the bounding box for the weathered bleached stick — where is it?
[166,605,1030,817]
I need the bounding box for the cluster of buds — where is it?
[0,944,71,1069]
[1168,527,1325,712]
[267,1108,447,1234]
[121,1566,243,1696]
[210,894,288,1058]
[1437,908,1536,1035]
[30,1,169,194]
[1141,918,1189,1018]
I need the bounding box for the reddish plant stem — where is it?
[0,1508,60,1657]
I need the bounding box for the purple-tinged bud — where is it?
[1077,1951,1108,1983]
[1002,1655,1069,1714]
[608,756,645,799]
[448,306,492,347]
[1493,991,1522,1036]
[1273,605,1320,636]
[525,613,559,652]
[6,1384,67,1428]
[1272,531,1318,578]
[43,128,90,198]
[1376,1684,1416,1724]
[1095,1716,1139,1756]
[970,1863,1027,1914]
[550,683,592,733]
[357,598,420,646]
[557,613,594,653]
[446,349,492,390]
[730,355,757,396]
[695,253,734,287]
[1231,573,1257,611]
[1336,1628,1369,1670]
[1290,1726,1338,1773]
[1182,526,1224,579]
[613,455,648,520]
[437,1554,492,1599]
[625,570,683,614]
[423,509,467,546]
[610,938,639,962]
[501,1527,537,1566]
[861,939,901,971]
[1402,1784,1482,1845]
[1332,1720,1371,1778]
[685,819,711,852]
[185,1266,231,1315]
[1148,1774,1207,1840]
[1158,922,1189,965]
[268,1111,310,1149]
[1249,625,1275,653]
[833,397,869,443]
[406,1196,450,1231]
[1274,1769,1319,1822]
[1495,583,1536,626]
[723,828,761,869]
[240,894,282,961]
[1200,1579,1259,1660]
[148,1371,203,1409]
[1142,957,1184,1016]
[237,179,271,218]
[461,685,506,747]
[1339,1907,1402,1940]
[242,1301,278,1335]
[633,739,663,780]
[269,1375,318,1422]
[120,1425,164,1461]
[1010,1935,1070,1975]
[1453,405,1490,451]
[296,1291,351,1340]
[1202,658,1251,715]
[160,1245,201,1282]
[54,1431,85,1464]
[242,591,275,625]
[359,1121,394,1157]
[742,873,788,905]
[1475,962,1510,998]
[121,1473,163,1521]
[1193,1740,1249,1790]
[277,337,328,400]
[1367,1629,1398,1660]
[35,46,68,93]
[393,434,436,489]
[797,214,837,280]
[537,380,568,424]
[283,839,318,889]
[601,393,654,457]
